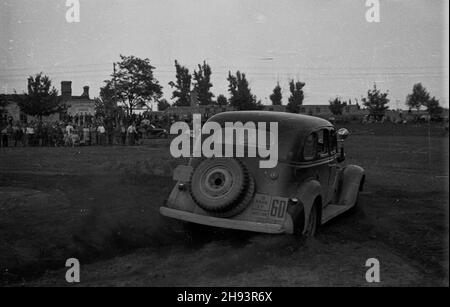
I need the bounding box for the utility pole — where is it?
[113,62,117,107]
[113,62,119,125]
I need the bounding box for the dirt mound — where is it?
[96,158,184,177]
[0,187,73,279]
[0,174,185,285]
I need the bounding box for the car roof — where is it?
[207,111,334,162]
[208,111,332,132]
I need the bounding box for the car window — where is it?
[330,129,337,155]
[317,129,329,158]
[302,133,316,161]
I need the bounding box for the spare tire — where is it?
[190,158,254,217]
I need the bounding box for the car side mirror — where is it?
[336,128,349,163]
[337,128,349,140]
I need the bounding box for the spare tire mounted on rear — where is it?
[189,158,255,217]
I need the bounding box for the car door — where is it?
[326,128,339,204]
[315,128,334,205]
[293,130,333,206]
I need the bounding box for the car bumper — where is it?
[159,206,286,234]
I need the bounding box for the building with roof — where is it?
[60,81,95,116]
[0,81,95,123]
[298,104,366,118]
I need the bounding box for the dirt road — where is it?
[0,124,448,286]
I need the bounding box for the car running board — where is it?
[321,204,353,224]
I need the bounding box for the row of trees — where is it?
[327,83,444,120]
[93,56,309,115]
[1,54,445,122]
[164,59,307,112]
[326,85,388,121]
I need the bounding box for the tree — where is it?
[216,94,228,106]
[168,60,191,107]
[193,61,214,105]
[95,80,120,119]
[328,97,347,116]
[17,72,64,120]
[110,55,162,116]
[362,84,389,121]
[269,83,282,105]
[227,71,260,110]
[424,97,443,118]
[158,98,171,111]
[406,83,430,111]
[405,83,443,118]
[286,79,305,113]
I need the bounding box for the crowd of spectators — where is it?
[0,113,175,148]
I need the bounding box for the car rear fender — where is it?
[290,179,323,233]
[338,165,365,207]
[166,181,195,211]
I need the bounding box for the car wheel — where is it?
[292,207,305,237]
[304,204,318,237]
[190,158,255,217]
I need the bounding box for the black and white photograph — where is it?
[0,0,448,291]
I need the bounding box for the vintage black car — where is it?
[144,125,168,139]
[160,111,365,236]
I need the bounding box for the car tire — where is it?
[292,207,305,237]
[189,158,254,217]
[351,177,365,211]
[304,204,318,237]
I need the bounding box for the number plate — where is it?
[248,194,288,221]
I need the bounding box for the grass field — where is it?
[0,123,448,286]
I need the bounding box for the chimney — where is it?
[82,86,90,98]
[61,81,72,100]
[190,88,198,107]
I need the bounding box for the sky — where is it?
[0,0,448,109]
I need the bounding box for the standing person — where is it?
[97,123,106,146]
[5,124,13,147]
[26,123,35,146]
[48,124,55,147]
[83,124,90,146]
[1,125,8,147]
[41,123,49,146]
[90,123,97,146]
[137,124,146,145]
[65,122,74,146]
[13,122,23,147]
[35,122,43,146]
[49,123,56,147]
[57,123,65,147]
[120,123,126,145]
[127,123,136,146]
[114,123,121,145]
[106,119,114,146]
[77,124,83,145]
[65,122,74,137]
[0,125,3,148]
[22,124,28,147]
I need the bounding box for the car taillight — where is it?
[289,198,300,205]
[268,171,279,180]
